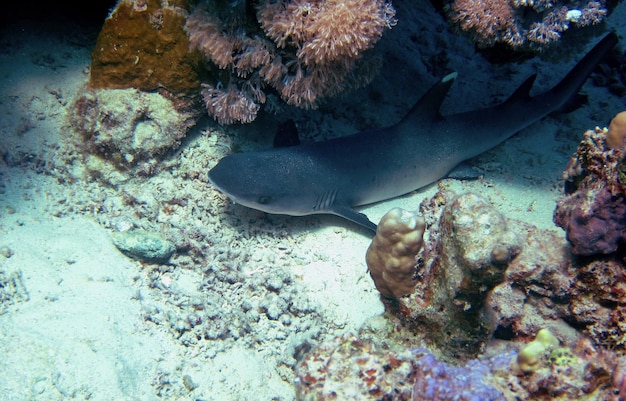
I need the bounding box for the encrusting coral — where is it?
[185,0,396,124]
[445,0,608,49]
[554,113,626,256]
[365,208,425,299]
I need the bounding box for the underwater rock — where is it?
[112,230,175,263]
[67,86,200,179]
[554,123,626,256]
[366,207,425,299]
[561,257,626,350]
[90,0,202,95]
[487,224,578,342]
[391,192,522,357]
[437,192,523,306]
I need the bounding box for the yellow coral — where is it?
[606,111,626,150]
[516,328,560,373]
[549,347,576,367]
[365,208,425,299]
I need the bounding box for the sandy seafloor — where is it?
[0,1,625,400]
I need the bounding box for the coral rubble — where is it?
[554,116,626,256]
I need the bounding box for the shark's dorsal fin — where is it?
[399,72,457,127]
[506,73,537,103]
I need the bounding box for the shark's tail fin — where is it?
[549,32,618,110]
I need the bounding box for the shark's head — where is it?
[208,151,319,216]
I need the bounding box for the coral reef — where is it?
[487,225,576,341]
[295,334,508,400]
[295,330,617,400]
[296,185,624,400]
[185,0,396,123]
[446,0,608,49]
[365,208,425,299]
[75,0,205,176]
[486,204,626,352]
[395,192,523,357]
[558,257,626,350]
[485,214,626,356]
[90,0,202,95]
[554,118,626,256]
[508,331,616,399]
[436,193,522,314]
[67,86,200,180]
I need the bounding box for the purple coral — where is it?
[411,350,507,401]
[554,127,626,256]
[554,186,626,255]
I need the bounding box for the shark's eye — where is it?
[258,196,272,204]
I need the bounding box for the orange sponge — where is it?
[366,208,425,299]
[606,111,626,150]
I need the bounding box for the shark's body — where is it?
[209,33,617,232]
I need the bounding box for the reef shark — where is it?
[209,33,617,232]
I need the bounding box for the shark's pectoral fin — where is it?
[329,205,377,233]
[446,162,482,181]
